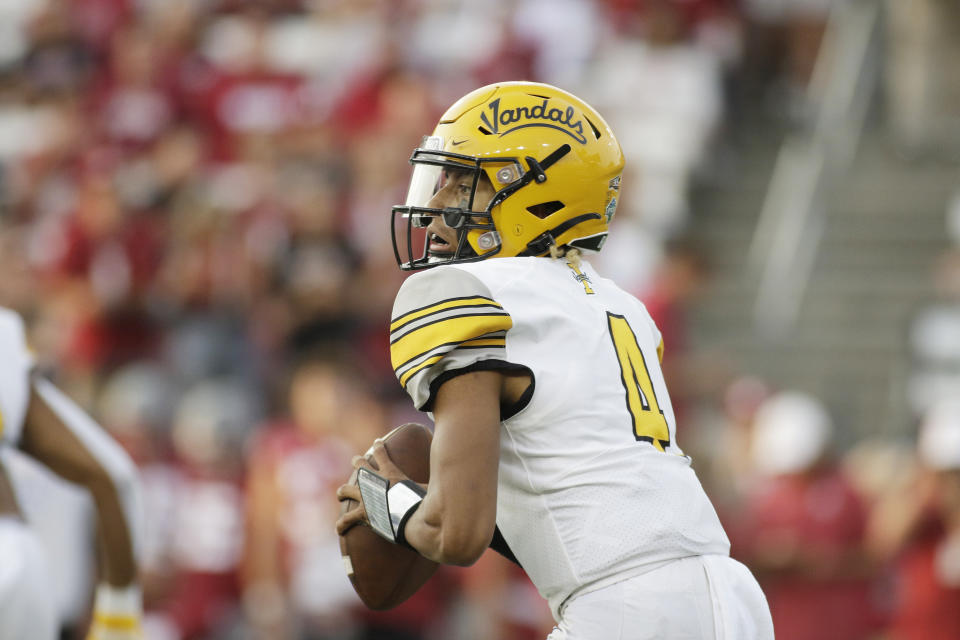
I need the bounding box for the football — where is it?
[339,422,438,610]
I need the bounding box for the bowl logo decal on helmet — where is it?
[479,98,588,145]
[605,175,621,223]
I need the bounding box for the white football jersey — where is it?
[390,257,730,619]
[0,307,34,446]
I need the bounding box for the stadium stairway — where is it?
[687,125,957,444]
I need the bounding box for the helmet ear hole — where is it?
[526,201,565,219]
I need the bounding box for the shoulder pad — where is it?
[390,267,512,409]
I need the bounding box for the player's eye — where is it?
[437,170,452,189]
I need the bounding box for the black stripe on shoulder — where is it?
[391,301,504,335]
[394,332,506,376]
[391,295,499,327]
[389,311,511,345]
[398,342,508,390]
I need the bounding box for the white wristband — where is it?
[388,480,426,547]
[94,583,142,615]
[91,583,143,636]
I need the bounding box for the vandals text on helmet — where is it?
[479,98,587,145]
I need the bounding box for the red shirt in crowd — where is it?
[248,423,457,637]
[888,518,960,640]
[734,467,878,640]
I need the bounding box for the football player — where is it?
[337,82,774,639]
[0,307,143,640]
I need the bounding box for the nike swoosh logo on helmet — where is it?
[451,138,468,146]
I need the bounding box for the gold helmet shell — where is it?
[392,81,624,269]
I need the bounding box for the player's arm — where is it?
[337,369,529,565]
[19,377,143,637]
[338,266,529,565]
[398,369,502,565]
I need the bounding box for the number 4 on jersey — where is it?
[606,312,670,452]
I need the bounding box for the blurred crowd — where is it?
[0,0,957,639]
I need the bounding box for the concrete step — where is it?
[696,285,921,322]
[685,123,952,440]
[824,215,948,242]
[801,271,936,296]
[829,152,957,215]
[815,243,941,270]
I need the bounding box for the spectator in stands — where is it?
[144,379,254,640]
[22,0,94,97]
[738,0,832,122]
[456,553,554,640]
[907,248,960,417]
[686,375,772,521]
[734,391,877,640]
[884,0,960,155]
[43,164,165,371]
[586,0,726,290]
[92,24,177,149]
[243,351,455,640]
[867,400,960,640]
[96,363,180,639]
[641,238,709,348]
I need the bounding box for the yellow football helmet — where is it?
[392,81,625,270]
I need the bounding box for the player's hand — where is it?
[86,583,144,640]
[365,440,413,485]
[348,440,415,488]
[336,478,366,534]
[335,441,416,535]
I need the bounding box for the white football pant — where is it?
[547,555,774,640]
[0,516,58,640]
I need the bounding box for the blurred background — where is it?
[0,0,958,638]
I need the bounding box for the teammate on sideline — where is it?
[337,82,773,639]
[0,307,144,640]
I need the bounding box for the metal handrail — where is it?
[749,0,881,338]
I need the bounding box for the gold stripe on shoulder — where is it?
[399,337,506,387]
[460,337,506,349]
[391,314,512,371]
[392,334,506,375]
[399,354,445,387]
[391,296,500,332]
